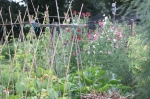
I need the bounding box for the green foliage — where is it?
[51,67,131,99]
[128,33,150,99]
[123,0,150,98]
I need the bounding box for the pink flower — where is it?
[107,38,111,41]
[93,33,99,41]
[114,28,118,32]
[112,26,115,29]
[116,31,123,39]
[98,21,104,28]
[87,33,93,40]
[88,33,92,38]
[112,26,117,31]
[98,21,102,25]
[108,51,112,55]
[102,21,106,26]
[86,12,91,17]
[119,33,123,38]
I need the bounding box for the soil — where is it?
[81,91,132,99]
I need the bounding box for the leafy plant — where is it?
[128,33,150,98]
[67,67,131,98]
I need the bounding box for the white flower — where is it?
[100,36,103,38]
[103,21,106,25]
[99,51,103,53]
[113,39,117,42]
[93,51,96,54]
[111,73,116,80]
[94,34,98,38]
[116,46,119,49]
[105,16,108,21]
[74,76,79,78]
[67,19,70,22]
[93,45,96,48]
[87,51,90,54]
[90,41,93,43]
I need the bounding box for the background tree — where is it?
[72,0,132,17]
[0,0,26,40]
[0,0,26,23]
[23,0,67,23]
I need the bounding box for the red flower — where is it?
[77,36,82,40]
[74,10,77,15]
[82,12,85,17]
[89,30,94,33]
[77,28,81,32]
[86,12,91,17]
[71,35,82,40]
[72,35,75,39]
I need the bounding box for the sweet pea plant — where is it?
[67,13,133,85]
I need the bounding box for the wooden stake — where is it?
[78,3,84,23]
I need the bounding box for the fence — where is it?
[0,20,134,43]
